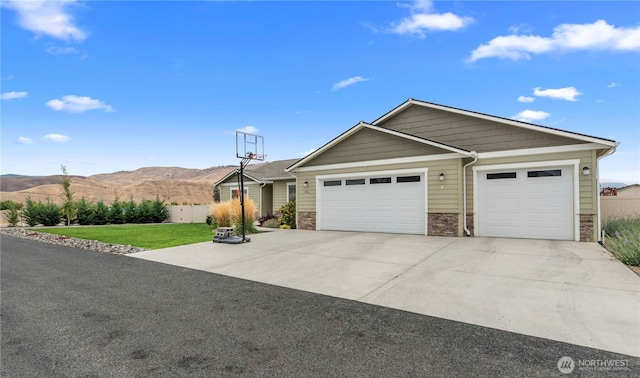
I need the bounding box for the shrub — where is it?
[279,201,296,229]
[604,216,640,266]
[230,197,257,230]
[3,203,20,227]
[210,201,232,227]
[258,213,279,226]
[40,201,62,226]
[151,196,169,223]
[1,200,23,211]
[262,218,281,228]
[109,198,126,224]
[22,197,41,226]
[124,198,138,224]
[137,200,154,224]
[76,197,94,225]
[93,201,110,225]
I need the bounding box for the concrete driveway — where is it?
[129,230,640,357]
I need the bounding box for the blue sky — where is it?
[1,1,639,184]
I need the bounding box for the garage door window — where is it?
[528,169,562,178]
[487,172,517,179]
[323,180,342,187]
[346,179,365,185]
[370,177,391,184]
[397,176,421,183]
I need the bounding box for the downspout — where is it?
[463,151,479,236]
[596,143,619,243]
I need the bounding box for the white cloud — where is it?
[469,20,640,62]
[513,110,551,123]
[42,134,71,142]
[46,95,114,113]
[392,0,472,37]
[17,136,33,144]
[2,0,87,41]
[332,76,370,91]
[236,126,259,134]
[518,96,535,103]
[533,86,582,101]
[607,82,621,88]
[1,91,28,100]
[301,148,316,156]
[45,45,79,55]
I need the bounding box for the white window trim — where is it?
[287,182,296,202]
[472,159,580,241]
[315,168,429,235]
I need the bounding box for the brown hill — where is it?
[0,166,237,206]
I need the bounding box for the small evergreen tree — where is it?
[3,203,20,227]
[22,197,40,227]
[109,197,126,224]
[76,197,94,225]
[124,198,138,224]
[151,195,169,223]
[93,201,109,225]
[137,199,154,223]
[40,201,62,226]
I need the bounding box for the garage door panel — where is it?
[319,173,425,235]
[478,166,573,240]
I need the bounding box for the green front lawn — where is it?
[31,223,215,250]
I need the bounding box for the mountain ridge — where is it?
[0,165,247,205]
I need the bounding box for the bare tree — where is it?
[60,165,75,226]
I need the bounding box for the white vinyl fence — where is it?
[168,205,210,223]
[600,197,640,225]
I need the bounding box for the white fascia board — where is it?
[373,99,617,147]
[477,143,610,159]
[298,153,462,173]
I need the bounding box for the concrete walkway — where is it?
[128,230,640,357]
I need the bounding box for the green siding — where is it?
[272,180,295,213]
[293,158,462,214]
[378,105,583,153]
[306,127,454,167]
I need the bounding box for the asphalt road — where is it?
[2,235,638,377]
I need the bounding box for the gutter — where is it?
[463,151,479,236]
[596,143,619,242]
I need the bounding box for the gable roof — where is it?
[374,98,617,147]
[215,158,298,186]
[286,121,472,171]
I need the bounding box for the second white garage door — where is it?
[477,165,574,240]
[319,172,426,234]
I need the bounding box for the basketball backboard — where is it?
[236,131,265,161]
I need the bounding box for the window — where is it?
[397,176,421,183]
[287,183,296,202]
[231,187,248,199]
[323,180,342,187]
[370,177,391,184]
[528,169,562,178]
[346,179,365,185]
[487,172,516,180]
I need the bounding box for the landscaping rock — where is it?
[0,227,148,255]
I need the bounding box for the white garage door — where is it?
[319,173,426,234]
[477,166,574,240]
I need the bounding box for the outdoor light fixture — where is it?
[582,166,590,176]
[439,173,445,181]
[304,181,308,187]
